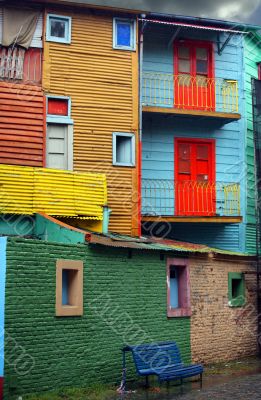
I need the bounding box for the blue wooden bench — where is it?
[122,342,203,388]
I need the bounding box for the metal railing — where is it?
[0,47,42,84]
[142,72,239,113]
[142,179,240,217]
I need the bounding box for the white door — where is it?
[46,124,72,170]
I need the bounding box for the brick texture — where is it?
[4,238,190,398]
[190,256,257,364]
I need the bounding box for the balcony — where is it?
[142,72,240,121]
[0,164,107,220]
[142,179,242,223]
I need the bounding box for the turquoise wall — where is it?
[243,33,261,254]
[142,26,248,252]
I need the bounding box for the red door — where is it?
[175,139,216,216]
[174,41,215,111]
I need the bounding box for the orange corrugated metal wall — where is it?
[43,9,139,236]
[0,82,44,166]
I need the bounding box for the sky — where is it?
[73,0,261,25]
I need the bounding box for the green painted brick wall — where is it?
[4,237,190,398]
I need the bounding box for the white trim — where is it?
[67,124,74,170]
[112,132,135,167]
[46,14,72,44]
[113,18,136,51]
[47,116,74,124]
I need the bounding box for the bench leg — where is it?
[145,375,149,388]
[180,377,183,385]
[200,373,203,389]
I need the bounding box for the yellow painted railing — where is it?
[142,179,240,217]
[142,72,239,113]
[0,165,107,219]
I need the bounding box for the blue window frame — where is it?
[112,132,135,166]
[113,18,136,51]
[46,14,72,44]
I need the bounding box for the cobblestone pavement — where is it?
[176,374,261,399]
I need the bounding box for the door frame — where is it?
[174,137,216,183]
[46,123,74,171]
[173,40,215,110]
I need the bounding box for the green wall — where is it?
[4,237,190,398]
[244,34,261,254]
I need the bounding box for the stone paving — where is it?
[176,374,261,400]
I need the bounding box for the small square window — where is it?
[46,14,72,44]
[56,260,83,316]
[113,18,136,51]
[113,132,135,166]
[228,272,245,307]
[167,258,191,318]
[47,96,70,117]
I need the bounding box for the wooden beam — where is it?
[142,106,241,121]
[141,216,243,223]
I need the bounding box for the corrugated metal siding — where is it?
[0,164,107,219]
[159,223,242,252]
[0,9,43,48]
[245,223,257,255]
[43,10,139,235]
[0,82,44,166]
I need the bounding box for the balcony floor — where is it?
[143,105,241,122]
[141,215,243,223]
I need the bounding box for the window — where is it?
[167,258,191,317]
[56,260,83,316]
[228,272,245,307]
[113,18,136,51]
[113,132,135,166]
[46,14,71,44]
[46,96,73,170]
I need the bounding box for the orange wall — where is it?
[0,82,44,167]
[43,9,139,236]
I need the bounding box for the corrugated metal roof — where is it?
[86,231,250,256]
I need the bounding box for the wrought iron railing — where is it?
[142,72,239,113]
[142,179,240,217]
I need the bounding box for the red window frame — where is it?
[167,258,191,318]
[174,40,214,81]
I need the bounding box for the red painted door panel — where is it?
[174,42,215,111]
[175,139,216,216]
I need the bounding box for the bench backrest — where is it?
[130,342,182,373]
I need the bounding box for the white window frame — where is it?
[46,14,72,44]
[113,18,136,51]
[46,95,73,171]
[112,132,135,167]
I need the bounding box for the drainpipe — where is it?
[138,14,146,237]
[102,206,112,235]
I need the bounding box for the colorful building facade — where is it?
[0,2,260,399]
[0,215,257,398]
[140,15,260,254]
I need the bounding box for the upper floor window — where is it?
[46,14,72,44]
[112,132,135,166]
[113,18,136,51]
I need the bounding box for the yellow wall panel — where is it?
[43,9,139,236]
[0,164,106,219]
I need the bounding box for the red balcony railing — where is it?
[142,179,240,217]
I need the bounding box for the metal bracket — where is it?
[168,27,182,48]
[217,32,233,55]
